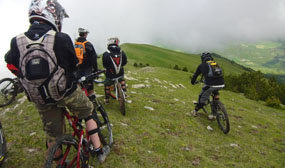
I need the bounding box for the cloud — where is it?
[61,0,285,53]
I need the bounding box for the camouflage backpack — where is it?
[16,30,70,104]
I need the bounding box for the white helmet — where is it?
[29,0,69,32]
[107,37,120,46]
[78,28,89,34]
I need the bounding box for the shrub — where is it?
[266,96,281,109]
[139,63,143,67]
[146,63,150,66]
[182,67,188,72]
[134,62,138,67]
[173,65,180,70]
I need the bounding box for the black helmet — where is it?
[201,52,213,63]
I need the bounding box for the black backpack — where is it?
[207,61,223,78]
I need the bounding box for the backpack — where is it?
[16,30,70,104]
[74,41,88,64]
[108,50,122,74]
[207,60,223,78]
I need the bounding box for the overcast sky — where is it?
[1,0,285,78]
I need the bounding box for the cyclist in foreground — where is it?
[5,0,109,164]
[191,52,225,119]
[102,37,128,104]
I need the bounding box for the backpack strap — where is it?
[75,41,88,51]
[109,51,122,74]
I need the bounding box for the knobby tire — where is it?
[45,135,88,168]
[0,78,18,108]
[92,100,113,147]
[215,101,230,134]
[117,83,126,116]
[0,121,6,166]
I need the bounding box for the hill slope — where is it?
[121,43,249,75]
[0,64,284,167]
[216,41,285,75]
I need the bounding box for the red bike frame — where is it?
[60,108,90,168]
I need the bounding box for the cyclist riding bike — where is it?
[191,52,225,119]
[74,27,98,99]
[5,0,109,164]
[102,37,128,104]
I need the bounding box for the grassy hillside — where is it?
[216,41,285,75]
[121,43,249,75]
[0,64,284,167]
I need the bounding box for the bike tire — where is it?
[45,134,88,168]
[215,101,230,134]
[92,100,113,147]
[0,121,7,166]
[0,78,18,108]
[117,83,126,116]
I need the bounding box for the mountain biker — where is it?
[4,0,109,164]
[75,27,98,99]
[191,52,225,119]
[102,37,128,104]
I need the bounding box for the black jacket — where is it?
[191,62,224,86]
[102,45,127,78]
[75,37,98,72]
[5,22,78,97]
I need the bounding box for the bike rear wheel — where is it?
[0,78,18,107]
[117,83,126,116]
[45,135,88,168]
[92,100,113,147]
[0,121,7,166]
[215,101,230,134]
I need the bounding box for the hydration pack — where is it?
[109,50,122,74]
[207,61,223,78]
[16,30,69,104]
[74,41,88,64]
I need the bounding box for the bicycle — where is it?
[0,120,7,166]
[45,71,113,168]
[193,80,230,134]
[94,74,126,116]
[0,78,24,107]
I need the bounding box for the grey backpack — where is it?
[16,30,69,104]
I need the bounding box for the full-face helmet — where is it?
[29,0,69,32]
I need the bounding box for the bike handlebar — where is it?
[78,70,106,83]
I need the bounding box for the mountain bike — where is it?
[0,120,7,166]
[45,71,113,168]
[109,76,126,116]
[193,80,230,134]
[0,78,24,107]
[94,75,126,116]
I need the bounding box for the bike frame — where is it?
[109,76,125,100]
[61,108,90,168]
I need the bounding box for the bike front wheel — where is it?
[93,99,113,147]
[215,101,230,134]
[45,135,88,168]
[117,83,126,116]
[0,78,18,107]
[0,121,7,166]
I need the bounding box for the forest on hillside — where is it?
[225,71,285,109]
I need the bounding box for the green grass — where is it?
[0,63,284,167]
